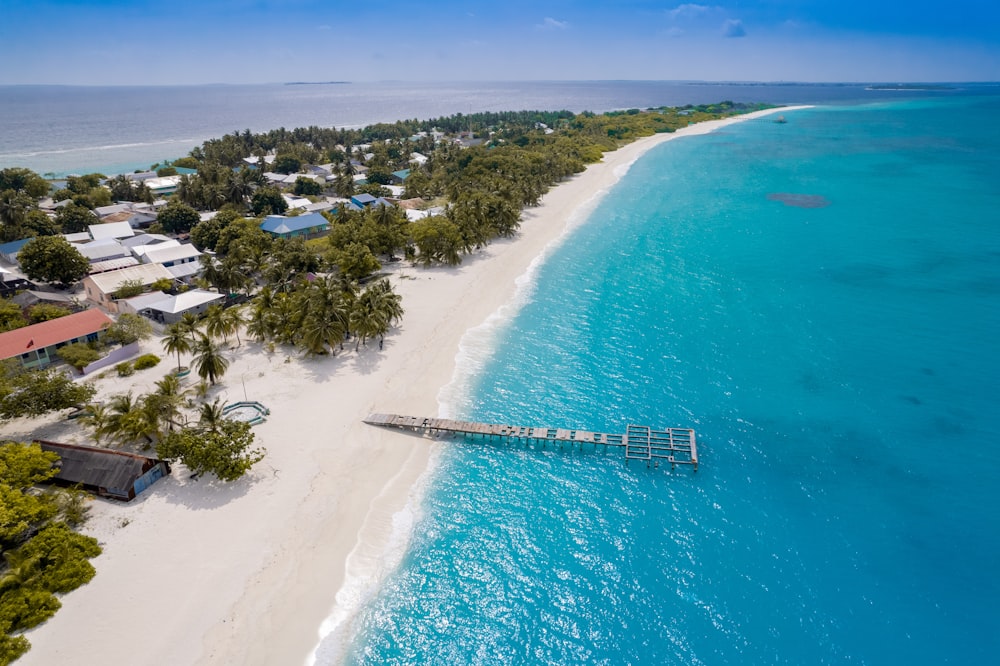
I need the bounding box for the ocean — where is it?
[327,94,1000,664]
[1,81,991,177]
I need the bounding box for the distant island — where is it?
[866,84,956,91]
[284,81,351,86]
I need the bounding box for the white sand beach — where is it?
[11,106,806,666]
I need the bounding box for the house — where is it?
[259,212,329,240]
[390,169,411,184]
[144,176,182,197]
[81,263,175,312]
[88,221,135,241]
[350,193,377,208]
[0,238,33,266]
[88,257,140,275]
[118,290,169,317]
[10,290,81,311]
[77,239,129,263]
[138,289,226,324]
[125,171,158,182]
[410,152,429,165]
[36,441,169,502]
[120,233,172,250]
[0,308,112,369]
[142,243,201,268]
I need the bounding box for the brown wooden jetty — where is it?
[363,413,698,471]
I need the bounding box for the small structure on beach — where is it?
[36,440,170,501]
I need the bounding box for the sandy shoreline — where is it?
[12,105,808,665]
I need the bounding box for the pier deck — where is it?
[364,413,698,471]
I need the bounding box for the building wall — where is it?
[16,330,104,370]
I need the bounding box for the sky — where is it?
[0,0,997,85]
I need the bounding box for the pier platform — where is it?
[364,413,698,471]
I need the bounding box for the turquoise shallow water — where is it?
[338,97,1000,664]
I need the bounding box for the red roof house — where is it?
[0,309,113,369]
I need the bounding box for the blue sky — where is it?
[1,1,997,84]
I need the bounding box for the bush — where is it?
[115,362,134,377]
[57,343,101,372]
[133,354,160,370]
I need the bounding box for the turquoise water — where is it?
[339,97,1000,664]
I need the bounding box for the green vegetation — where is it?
[26,304,73,324]
[115,361,135,377]
[56,343,101,373]
[133,354,161,370]
[16,237,89,287]
[0,441,101,663]
[157,199,200,234]
[0,361,95,421]
[157,419,264,482]
[104,313,153,347]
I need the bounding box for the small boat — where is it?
[773,115,787,124]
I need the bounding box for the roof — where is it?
[351,193,377,206]
[0,309,112,360]
[0,238,33,256]
[63,232,92,244]
[77,239,127,261]
[120,290,169,311]
[94,203,131,217]
[89,221,135,241]
[143,243,201,265]
[120,233,171,249]
[89,257,139,274]
[259,212,329,235]
[37,441,161,499]
[131,239,181,258]
[85,263,174,294]
[145,290,224,314]
[10,290,77,307]
[392,169,411,180]
[144,176,181,190]
[166,262,203,279]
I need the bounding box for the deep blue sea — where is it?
[2,81,994,177]
[328,94,1000,664]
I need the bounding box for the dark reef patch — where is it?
[767,192,831,208]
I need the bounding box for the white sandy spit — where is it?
[8,106,807,666]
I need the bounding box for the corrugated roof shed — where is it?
[36,441,166,501]
[0,309,112,360]
[143,243,201,265]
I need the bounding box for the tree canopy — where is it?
[157,199,200,234]
[0,441,101,663]
[157,419,264,482]
[17,236,89,286]
[0,361,96,421]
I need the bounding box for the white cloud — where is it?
[722,19,746,38]
[537,17,569,30]
[668,4,713,20]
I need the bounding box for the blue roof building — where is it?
[259,212,330,240]
[0,238,34,265]
[390,169,411,184]
[350,193,377,208]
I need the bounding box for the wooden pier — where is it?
[363,413,698,471]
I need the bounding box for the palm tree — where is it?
[105,392,158,446]
[221,306,245,346]
[79,403,112,446]
[178,312,201,343]
[193,333,229,385]
[198,398,227,433]
[161,322,193,372]
[203,304,228,342]
[149,375,188,433]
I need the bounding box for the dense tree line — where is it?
[0,442,101,663]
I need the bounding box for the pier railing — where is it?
[364,413,698,471]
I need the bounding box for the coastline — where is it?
[14,105,807,666]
